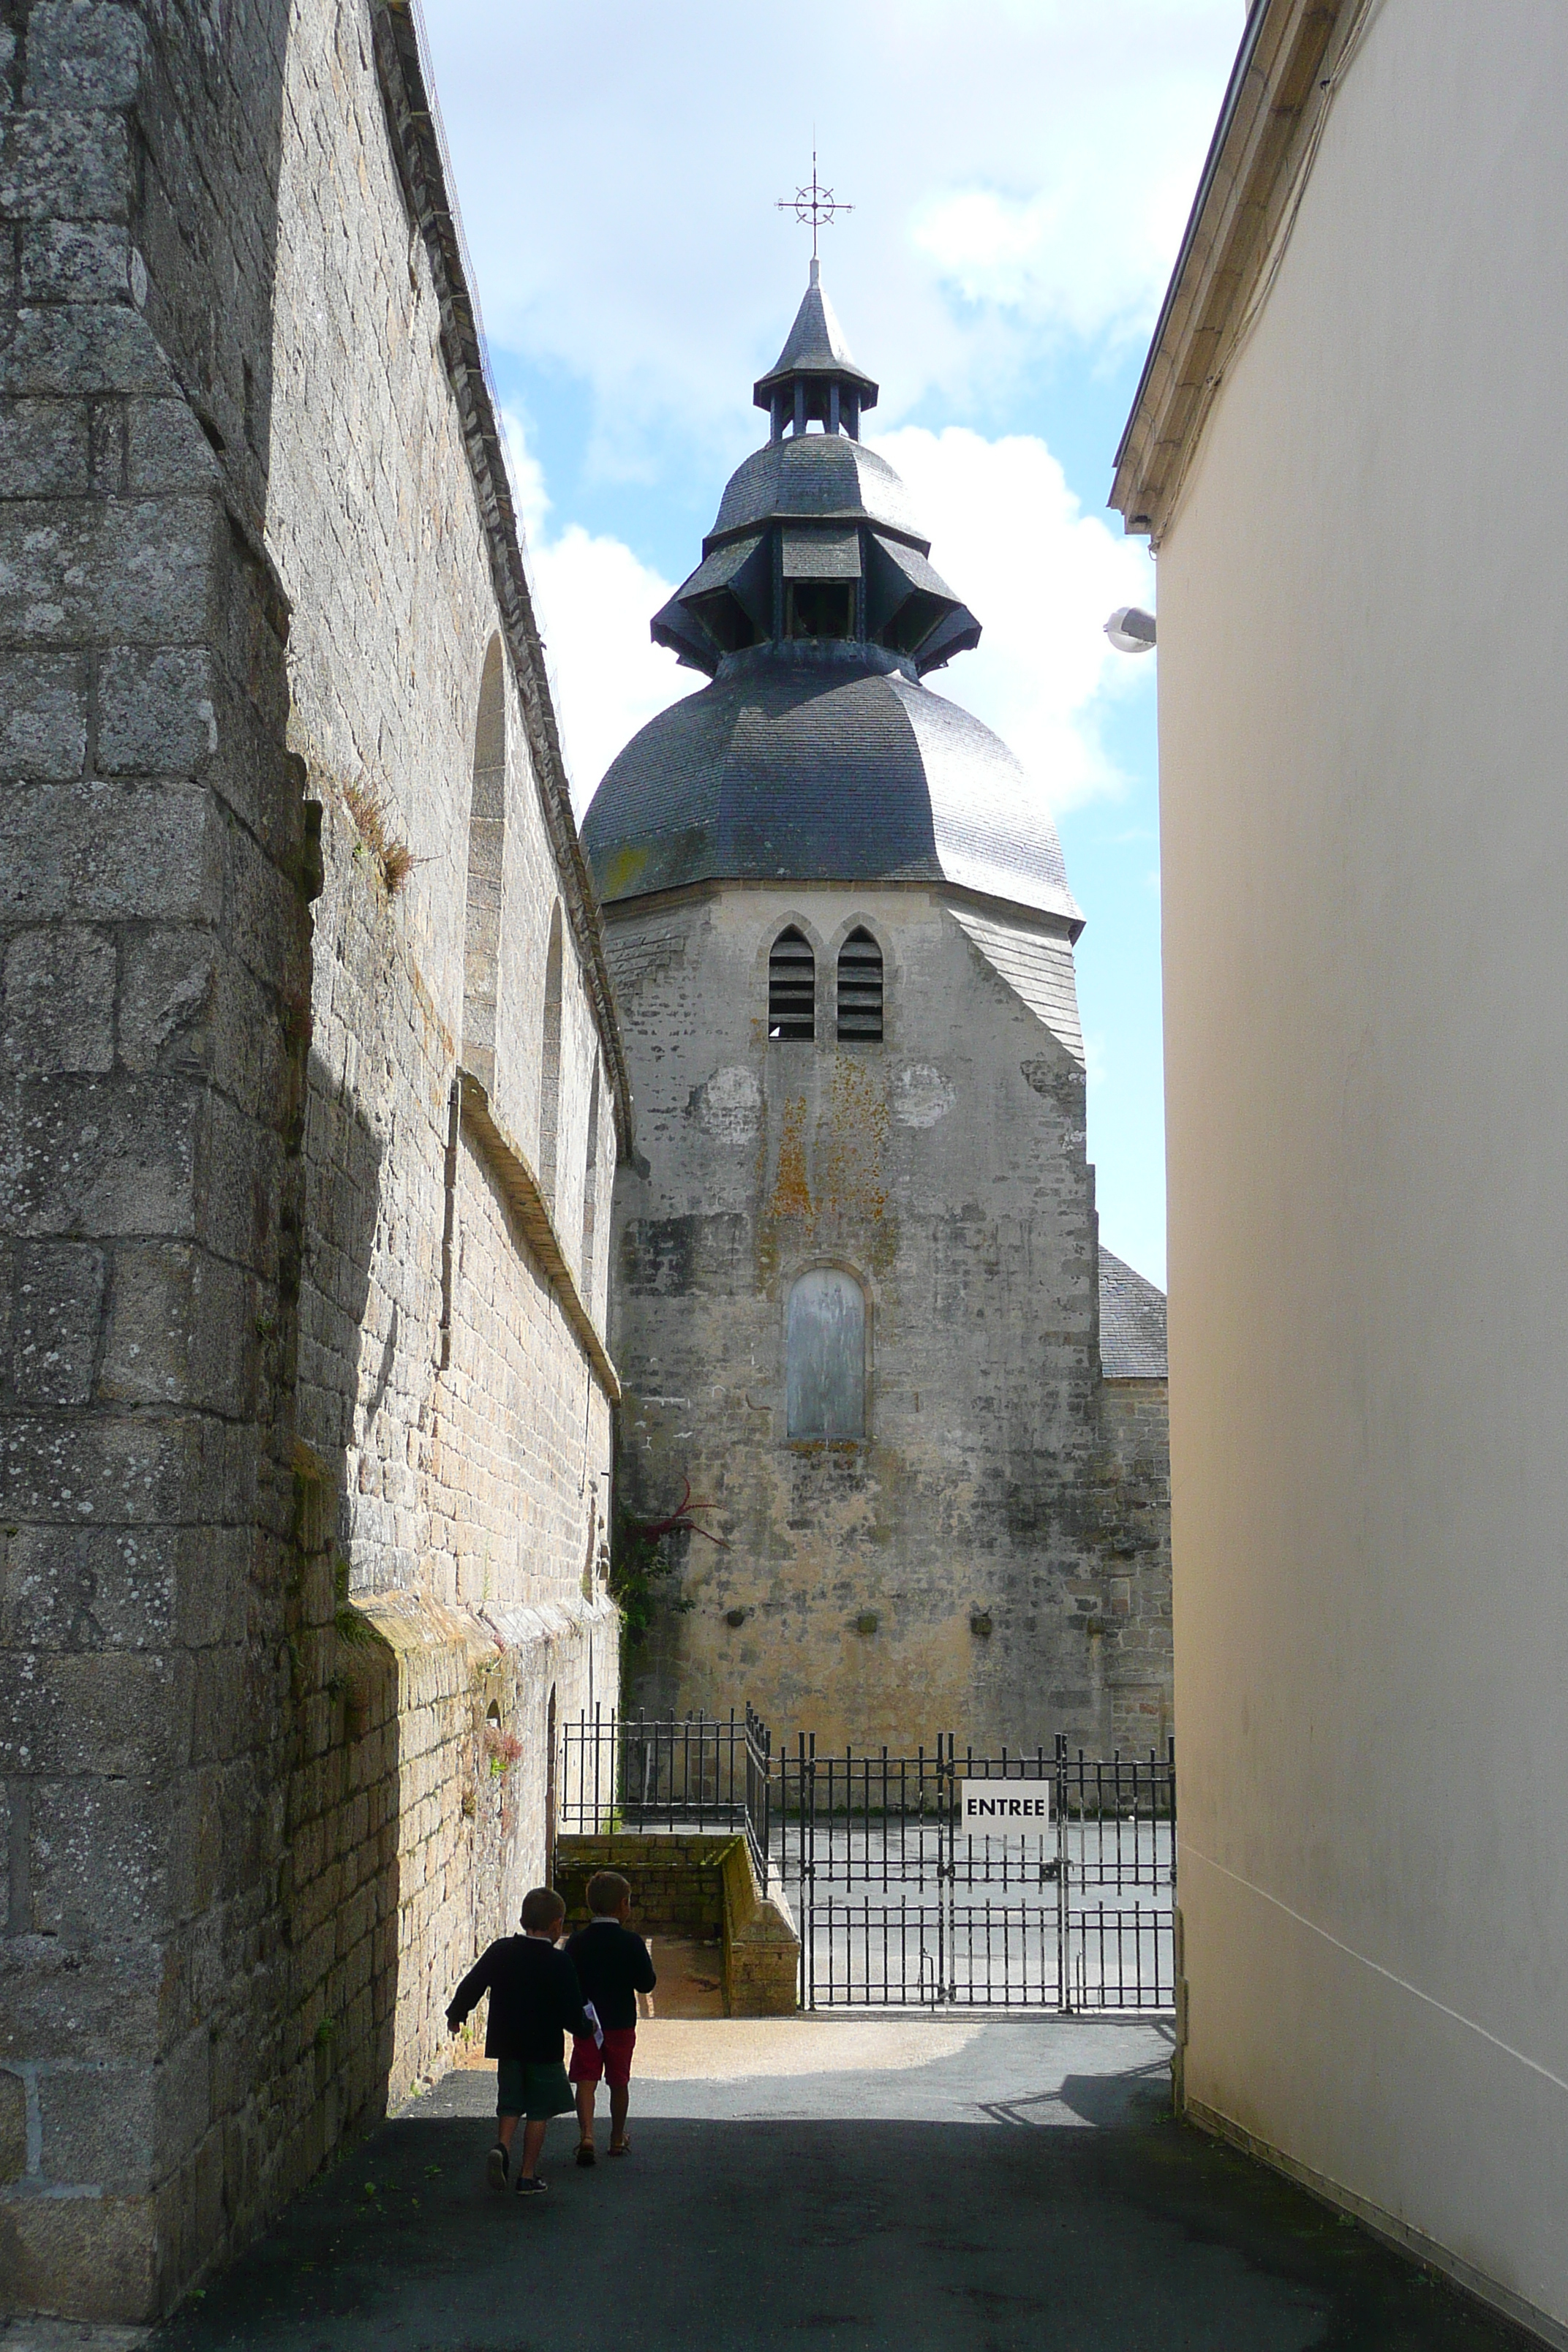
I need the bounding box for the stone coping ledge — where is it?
[372,0,634,1155]
[478,1594,617,1651]
[347,1590,614,1673]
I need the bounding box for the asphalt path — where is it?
[143,2019,1534,2352]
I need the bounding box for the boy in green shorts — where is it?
[446,1884,592,2198]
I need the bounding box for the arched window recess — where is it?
[538,903,564,1209]
[581,1062,601,1286]
[461,635,507,1092]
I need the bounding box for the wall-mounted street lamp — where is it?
[1104,606,1156,654]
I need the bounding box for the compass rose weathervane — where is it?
[777,150,852,263]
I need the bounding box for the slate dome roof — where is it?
[583,642,1080,925]
[581,268,1079,927]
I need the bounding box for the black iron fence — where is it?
[555,1710,1175,2013]
[557,1705,772,1885]
[744,1705,772,1885]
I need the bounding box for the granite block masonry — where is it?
[1,0,627,2323]
[600,883,1172,1754]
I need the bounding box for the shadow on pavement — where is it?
[976,2054,1172,2130]
[146,2096,1536,2352]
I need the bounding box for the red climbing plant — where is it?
[610,1479,729,1646]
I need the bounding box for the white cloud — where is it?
[421,1,1241,478]
[504,411,686,810]
[501,407,551,543]
[911,151,1203,347]
[500,404,1154,826]
[530,526,686,810]
[871,425,1155,814]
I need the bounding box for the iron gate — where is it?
[774,1735,1175,2013]
[557,1710,1175,2013]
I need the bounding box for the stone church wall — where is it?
[0,0,622,2323]
[1093,1377,1173,1752]
[608,878,1167,1755]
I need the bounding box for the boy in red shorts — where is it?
[567,1870,657,2163]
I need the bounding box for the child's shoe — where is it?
[576,2141,596,2168]
[486,2143,509,2192]
[515,2174,548,2196]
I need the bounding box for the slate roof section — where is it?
[781,524,862,578]
[754,270,879,407]
[946,904,1085,1066]
[714,433,921,542]
[582,641,1082,924]
[670,431,980,678]
[1098,1251,1168,1379]
[679,533,765,598]
[874,536,962,600]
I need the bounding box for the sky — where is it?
[420,0,1245,1289]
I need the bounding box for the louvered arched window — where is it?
[768,926,815,1040]
[836,927,883,1041]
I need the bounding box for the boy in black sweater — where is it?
[566,1869,657,2164]
[446,1885,591,2198]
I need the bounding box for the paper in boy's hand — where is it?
[582,2000,606,2049]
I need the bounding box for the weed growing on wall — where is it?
[483,1725,524,1777]
[608,1509,693,1646]
[338,772,416,896]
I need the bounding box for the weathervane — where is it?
[777,149,852,263]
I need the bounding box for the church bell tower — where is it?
[581,269,1171,1754]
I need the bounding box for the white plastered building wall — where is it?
[1147,3,1568,2338]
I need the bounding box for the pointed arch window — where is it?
[768,926,815,1041]
[837,927,883,1041]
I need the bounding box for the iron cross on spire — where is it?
[777,151,852,262]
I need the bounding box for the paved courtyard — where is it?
[104,2019,1536,2352]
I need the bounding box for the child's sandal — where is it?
[607,2138,630,2157]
